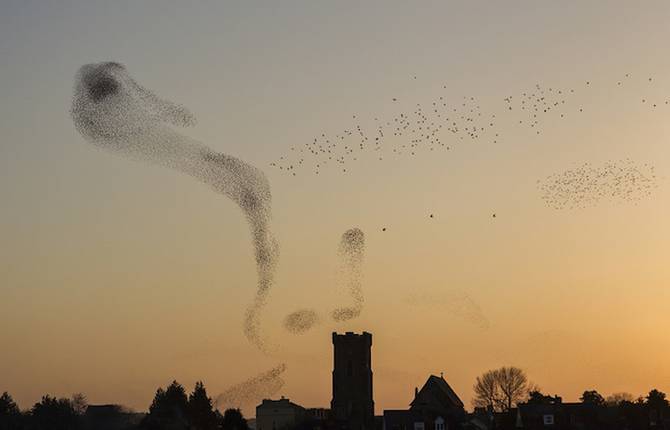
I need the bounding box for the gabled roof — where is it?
[410,375,464,410]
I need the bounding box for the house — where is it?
[383,374,467,430]
[510,399,670,430]
[256,398,307,430]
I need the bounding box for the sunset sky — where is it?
[2,0,670,417]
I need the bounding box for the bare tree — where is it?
[472,366,531,412]
[497,367,529,411]
[472,370,502,410]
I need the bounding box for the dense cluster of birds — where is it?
[283,227,367,334]
[332,228,366,321]
[71,62,280,352]
[283,309,320,334]
[538,159,658,209]
[215,364,286,412]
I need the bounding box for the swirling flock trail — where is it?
[71,61,279,352]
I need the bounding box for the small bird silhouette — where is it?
[271,73,666,178]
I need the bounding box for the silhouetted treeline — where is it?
[481,388,670,430]
[0,392,84,430]
[4,382,670,430]
[0,381,248,430]
[141,380,247,430]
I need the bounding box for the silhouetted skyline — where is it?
[2,0,670,417]
[2,331,670,430]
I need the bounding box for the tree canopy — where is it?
[141,381,190,430]
[646,389,669,409]
[0,392,20,418]
[187,381,218,430]
[527,390,561,405]
[580,390,605,406]
[141,380,236,430]
[472,366,531,412]
[0,392,21,430]
[30,395,79,430]
[221,408,249,430]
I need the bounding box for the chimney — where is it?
[414,387,418,397]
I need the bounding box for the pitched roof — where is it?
[410,375,464,410]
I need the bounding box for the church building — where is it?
[383,374,466,430]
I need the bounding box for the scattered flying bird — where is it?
[270,73,668,183]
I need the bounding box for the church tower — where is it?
[331,331,374,430]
